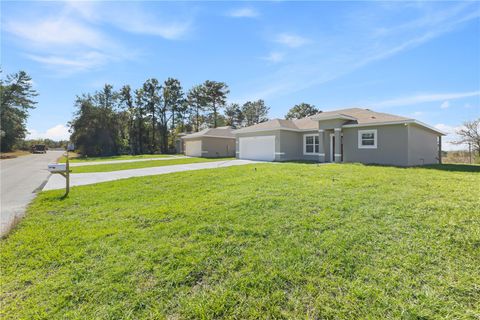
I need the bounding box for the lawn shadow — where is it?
[352,163,480,173]
[421,164,480,173]
[279,160,321,164]
[260,160,479,172]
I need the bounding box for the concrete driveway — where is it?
[43,159,259,191]
[0,150,64,236]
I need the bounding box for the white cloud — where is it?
[435,123,457,133]
[440,101,450,109]
[27,124,70,141]
[434,123,467,151]
[3,2,191,74]
[275,33,310,48]
[241,2,479,100]
[120,21,190,39]
[26,52,111,73]
[4,17,108,49]
[228,7,259,18]
[373,91,480,108]
[64,2,192,40]
[262,52,285,63]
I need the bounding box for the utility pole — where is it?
[469,142,472,164]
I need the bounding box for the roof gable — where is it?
[232,108,444,135]
[182,127,235,139]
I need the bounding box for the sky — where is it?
[2,1,479,150]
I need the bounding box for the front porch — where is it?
[317,128,343,163]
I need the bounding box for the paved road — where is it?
[0,151,64,236]
[44,159,260,191]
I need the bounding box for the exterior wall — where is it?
[278,130,302,161]
[175,138,184,153]
[200,137,236,158]
[236,130,330,162]
[236,130,282,160]
[407,124,440,165]
[319,119,348,130]
[234,122,441,166]
[342,124,409,166]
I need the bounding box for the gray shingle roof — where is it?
[182,126,235,139]
[231,107,442,134]
[311,107,410,124]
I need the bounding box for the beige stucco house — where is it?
[181,126,236,158]
[233,108,445,166]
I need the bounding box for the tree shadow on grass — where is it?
[421,164,480,173]
[275,160,480,172]
[354,163,480,173]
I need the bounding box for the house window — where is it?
[304,134,319,154]
[358,129,377,149]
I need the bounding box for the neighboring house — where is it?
[175,133,189,154]
[233,108,445,166]
[181,126,236,158]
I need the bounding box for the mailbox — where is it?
[48,163,67,173]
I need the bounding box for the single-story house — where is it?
[233,108,445,166]
[181,126,236,158]
[175,133,189,154]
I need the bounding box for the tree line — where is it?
[0,70,37,152]
[69,79,274,156]
[15,139,69,150]
[9,69,477,162]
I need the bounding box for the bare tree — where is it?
[455,118,480,157]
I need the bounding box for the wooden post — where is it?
[469,142,472,164]
[63,150,70,198]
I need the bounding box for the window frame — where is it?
[303,133,320,155]
[358,129,378,149]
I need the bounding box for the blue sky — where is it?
[2,1,479,149]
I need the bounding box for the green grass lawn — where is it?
[71,157,234,173]
[1,163,479,319]
[59,153,180,163]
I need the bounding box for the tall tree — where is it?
[224,103,244,128]
[134,88,146,154]
[285,103,320,120]
[162,78,184,151]
[93,84,120,154]
[187,85,206,132]
[242,99,269,126]
[70,95,99,156]
[202,81,229,128]
[70,85,122,156]
[119,85,136,154]
[142,79,162,153]
[455,118,480,157]
[175,98,189,133]
[0,70,38,151]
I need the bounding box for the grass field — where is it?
[59,153,180,163]
[1,163,479,319]
[71,157,234,173]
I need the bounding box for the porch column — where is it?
[334,128,342,163]
[318,129,325,162]
[438,136,442,164]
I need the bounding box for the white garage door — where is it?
[185,140,202,157]
[239,136,275,161]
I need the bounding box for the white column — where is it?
[334,128,342,163]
